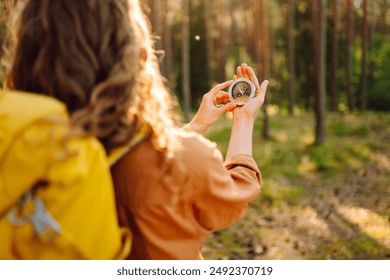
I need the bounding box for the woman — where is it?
[3,0,268,259]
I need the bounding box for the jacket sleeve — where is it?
[193,147,261,231]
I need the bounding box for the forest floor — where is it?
[201,110,390,259]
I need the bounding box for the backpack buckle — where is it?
[7,192,33,226]
[8,192,62,243]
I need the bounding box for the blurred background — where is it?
[143,0,390,260]
[138,0,390,120]
[1,0,389,259]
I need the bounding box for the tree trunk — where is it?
[252,0,260,66]
[346,0,354,112]
[287,0,296,115]
[378,0,388,35]
[149,0,166,76]
[254,0,271,140]
[269,2,278,107]
[247,3,256,63]
[330,0,339,111]
[162,0,173,84]
[152,0,162,51]
[359,0,369,111]
[367,0,376,85]
[312,0,327,145]
[182,0,192,122]
[230,2,241,67]
[262,0,271,140]
[216,0,229,82]
[203,0,216,86]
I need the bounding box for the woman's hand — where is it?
[182,80,237,134]
[232,63,269,120]
[182,63,268,135]
[226,63,269,160]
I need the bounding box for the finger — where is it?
[215,91,229,101]
[241,63,249,79]
[215,90,229,97]
[236,66,243,78]
[215,93,231,105]
[255,80,269,102]
[247,66,260,89]
[215,96,231,105]
[217,102,237,113]
[210,80,233,94]
[232,74,237,80]
[216,96,231,103]
[225,102,237,112]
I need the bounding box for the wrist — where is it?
[232,112,255,124]
[188,117,210,134]
[227,113,254,159]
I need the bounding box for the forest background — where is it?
[1,0,389,259]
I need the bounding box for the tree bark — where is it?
[152,0,162,51]
[330,0,339,111]
[287,0,296,115]
[367,0,376,85]
[312,0,327,145]
[203,0,216,86]
[378,0,388,35]
[162,0,173,83]
[262,0,271,140]
[254,0,271,140]
[182,0,192,122]
[269,3,278,108]
[359,0,369,111]
[346,0,354,112]
[216,0,229,82]
[252,0,260,66]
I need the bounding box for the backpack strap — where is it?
[108,125,150,167]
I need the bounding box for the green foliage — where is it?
[259,180,305,207]
[309,144,333,171]
[318,237,390,260]
[368,35,390,110]
[208,112,383,178]
[205,112,390,259]
[328,121,370,137]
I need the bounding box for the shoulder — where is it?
[112,129,224,186]
[174,130,223,163]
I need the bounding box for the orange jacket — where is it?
[111,131,261,259]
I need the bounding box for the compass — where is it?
[228,78,256,105]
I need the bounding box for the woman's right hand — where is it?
[232,63,269,120]
[225,63,269,159]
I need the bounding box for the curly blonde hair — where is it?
[3,0,179,153]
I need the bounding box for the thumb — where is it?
[218,102,237,113]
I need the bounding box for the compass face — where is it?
[231,81,252,103]
[228,78,256,105]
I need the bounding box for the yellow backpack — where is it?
[0,90,141,259]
